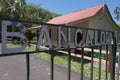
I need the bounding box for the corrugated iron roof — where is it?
[27,4,104,30]
[47,4,104,25]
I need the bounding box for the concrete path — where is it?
[0,55,89,80]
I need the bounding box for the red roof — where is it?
[27,4,104,31]
[47,4,104,25]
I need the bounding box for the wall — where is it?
[89,9,120,42]
[48,20,89,48]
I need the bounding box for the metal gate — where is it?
[0,19,117,80]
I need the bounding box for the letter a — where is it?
[36,25,52,51]
[86,30,92,45]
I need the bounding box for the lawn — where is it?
[8,43,107,80]
[33,52,107,80]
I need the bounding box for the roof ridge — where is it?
[51,4,104,18]
[47,4,104,25]
[68,4,104,15]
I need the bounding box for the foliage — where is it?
[114,6,120,21]
[33,52,106,80]
[24,4,60,23]
[9,43,107,79]
[0,0,60,23]
[0,0,26,19]
[0,0,60,40]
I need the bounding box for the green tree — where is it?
[24,4,60,44]
[0,0,26,19]
[24,4,60,23]
[0,1,59,21]
[114,6,120,21]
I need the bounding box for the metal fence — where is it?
[116,43,120,80]
[0,19,117,80]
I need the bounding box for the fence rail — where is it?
[0,19,117,80]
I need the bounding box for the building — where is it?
[27,4,120,48]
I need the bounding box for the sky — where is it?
[26,0,120,23]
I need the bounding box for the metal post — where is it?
[108,45,112,73]
[26,54,30,80]
[110,32,117,80]
[68,49,71,80]
[50,51,54,80]
[110,45,116,80]
[98,46,102,80]
[90,47,94,80]
[106,45,108,80]
[117,50,120,80]
[80,48,84,80]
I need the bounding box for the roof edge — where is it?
[104,4,120,29]
[47,4,105,25]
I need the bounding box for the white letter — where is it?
[36,25,52,51]
[67,27,71,47]
[106,32,112,44]
[58,26,70,48]
[2,21,26,54]
[86,30,92,45]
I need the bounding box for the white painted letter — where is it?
[106,32,112,44]
[58,26,70,48]
[2,21,26,54]
[86,30,92,45]
[36,25,52,51]
[67,27,71,47]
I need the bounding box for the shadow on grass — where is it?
[47,50,91,64]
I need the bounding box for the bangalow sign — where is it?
[1,20,117,54]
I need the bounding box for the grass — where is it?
[33,52,107,80]
[8,43,107,80]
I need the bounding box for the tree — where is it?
[24,4,60,23]
[0,1,60,42]
[24,4,60,45]
[0,1,60,21]
[0,0,26,19]
[114,6,120,21]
